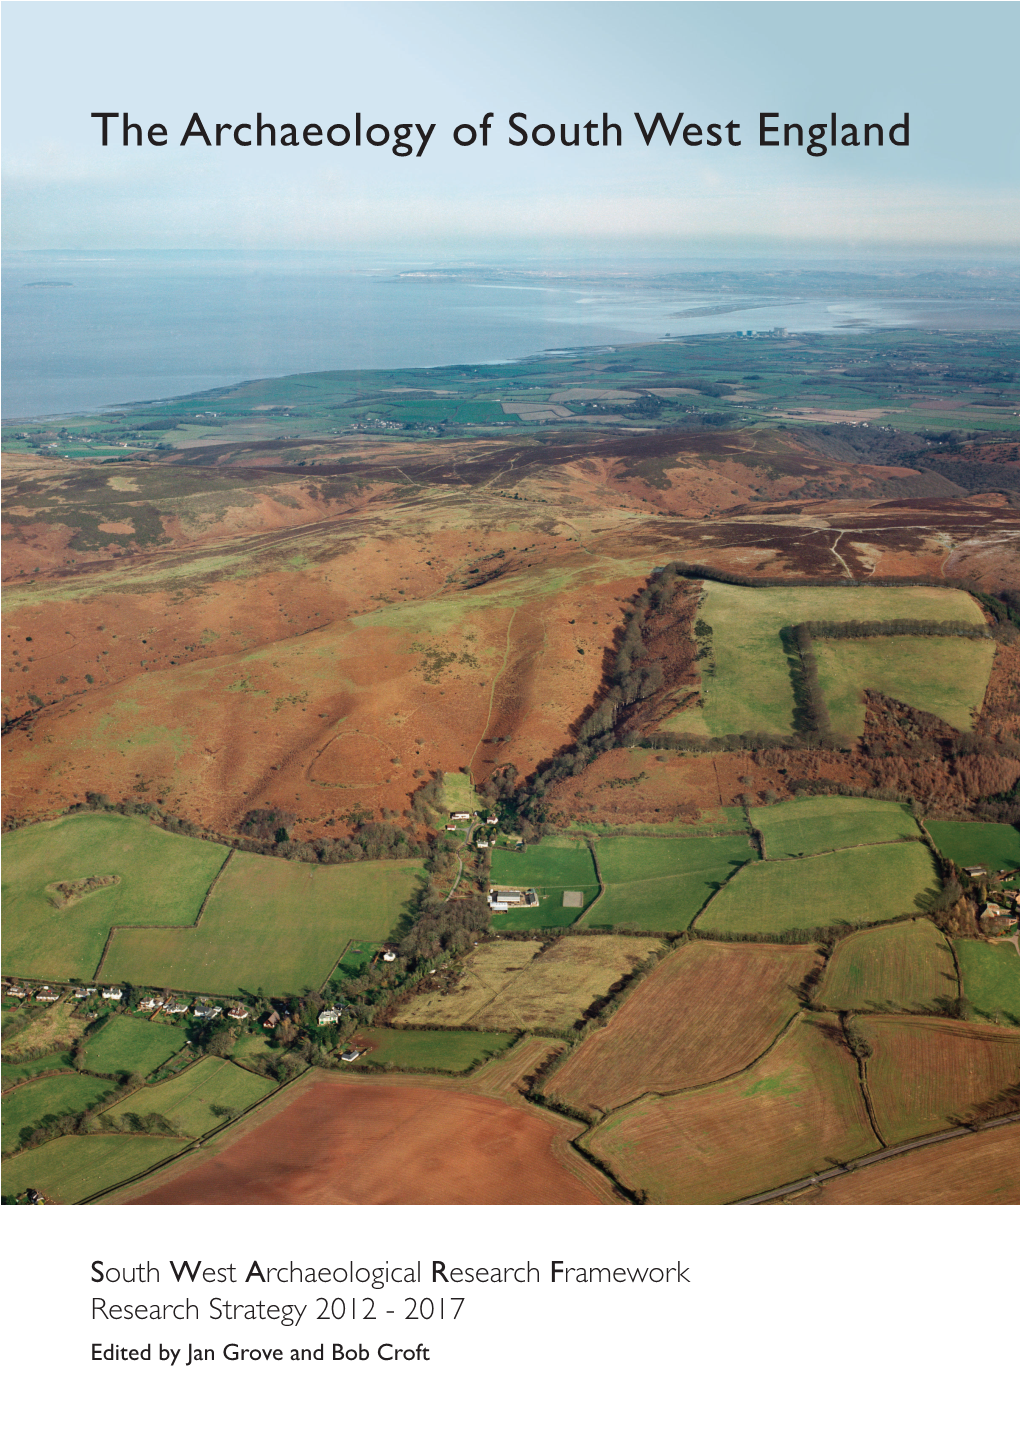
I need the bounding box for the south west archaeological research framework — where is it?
[90,109,911,157]
[90,1256,692,1327]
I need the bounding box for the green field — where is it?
[1,813,229,981]
[103,1056,276,1135]
[814,636,994,735]
[672,582,987,737]
[442,771,485,817]
[489,837,599,931]
[698,842,940,935]
[355,1027,515,1071]
[1,1135,186,1204]
[816,919,958,1011]
[955,939,1020,1022]
[3,1072,116,1152]
[2,1052,74,1089]
[581,834,755,932]
[81,1016,186,1077]
[753,797,920,859]
[926,821,1020,873]
[102,852,423,994]
[567,806,749,839]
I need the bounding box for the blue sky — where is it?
[3,0,1018,254]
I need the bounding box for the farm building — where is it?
[340,1049,362,1062]
[477,840,490,849]
[451,812,471,821]
[490,902,509,912]
[492,888,523,906]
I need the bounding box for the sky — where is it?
[2,0,1019,256]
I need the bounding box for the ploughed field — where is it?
[583,1015,878,1204]
[122,1075,606,1205]
[774,1124,1020,1205]
[549,940,817,1115]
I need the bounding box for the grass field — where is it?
[1,1134,186,1204]
[584,1015,878,1203]
[3,1071,116,1152]
[489,837,599,931]
[697,842,939,935]
[393,935,659,1033]
[231,1031,282,1070]
[551,940,816,1113]
[752,797,920,859]
[816,919,958,1012]
[442,771,485,818]
[580,834,755,932]
[354,1028,515,1071]
[1,813,229,981]
[102,852,422,994]
[862,1016,1020,1143]
[926,820,1020,872]
[103,1056,277,1135]
[1,1000,87,1058]
[955,939,1020,1023]
[815,635,994,735]
[81,1016,186,1077]
[2,1051,74,1089]
[671,582,987,737]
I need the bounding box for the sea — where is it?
[3,250,1018,420]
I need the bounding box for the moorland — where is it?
[4,306,1019,1205]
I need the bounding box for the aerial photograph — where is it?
[3,2,1018,1206]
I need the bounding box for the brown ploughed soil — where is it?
[550,941,817,1115]
[122,1075,606,1205]
[861,1016,1020,1145]
[773,1124,1020,1204]
[584,1015,878,1204]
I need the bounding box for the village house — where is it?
[262,1009,281,1029]
[317,1007,341,1026]
[192,1002,222,1020]
[35,986,61,1003]
[228,1005,249,1021]
[101,986,123,1001]
[163,999,188,1015]
[136,996,160,1011]
[477,840,489,849]
[381,950,397,962]
[5,984,27,998]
